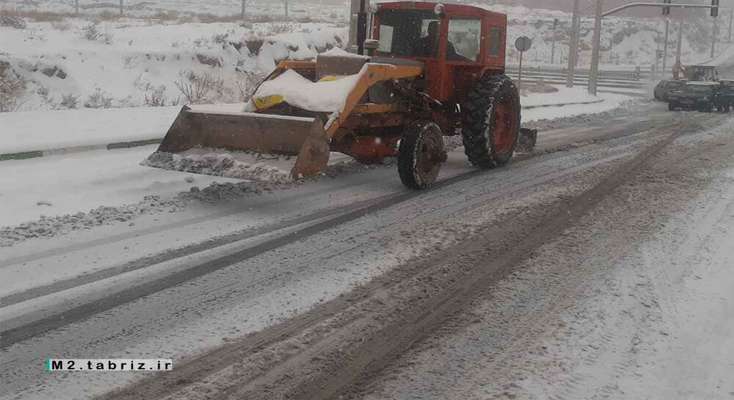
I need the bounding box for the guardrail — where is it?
[506,66,652,94]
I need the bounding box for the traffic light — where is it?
[662,0,671,16]
[711,0,719,17]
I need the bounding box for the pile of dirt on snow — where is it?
[143,149,297,184]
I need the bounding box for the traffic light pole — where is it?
[588,2,724,95]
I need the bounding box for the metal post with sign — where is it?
[515,36,532,93]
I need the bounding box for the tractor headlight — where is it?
[434,3,445,16]
[703,96,710,101]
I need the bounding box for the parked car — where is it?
[668,82,719,112]
[654,79,687,101]
[714,80,734,113]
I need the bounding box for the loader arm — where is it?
[323,63,424,137]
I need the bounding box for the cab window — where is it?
[448,19,481,62]
[488,26,502,57]
[376,9,438,57]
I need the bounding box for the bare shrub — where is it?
[84,89,113,108]
[245,38,264,55]
[82,23,102,40]
[212,33,229,45]
[235,71,262,101]
[196,53,222,67]
[0,62,26,112]
[82,23,113,44]
[174,70,223,104]
[60,93,79,109]
[270,23,294,35]
[144,85,168,107]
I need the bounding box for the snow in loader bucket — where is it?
[145,67,365,183]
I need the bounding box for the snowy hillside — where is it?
[0,0,720,112]
[0,19,346,111]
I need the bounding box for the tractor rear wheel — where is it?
[398,121,446,190]
[462,74,521,169]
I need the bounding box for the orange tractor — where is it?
[151,2,524,189]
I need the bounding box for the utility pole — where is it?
[662,18,670,78]
[75,0,79,15]
[550,18,559,64]
[566,0,581,87]
[284,0,289,19]
[712,16,718,59]
[675,19,683,78]
[729,9,733,42]
[241,0,246,20]
[588,0,604,95]
[119,0,123,16]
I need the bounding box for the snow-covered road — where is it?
[359,118,734,400]
[2,100,733,400]
[0,100,731,399]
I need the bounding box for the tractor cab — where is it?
[372,2,507,102]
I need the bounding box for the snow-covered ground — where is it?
[0,1,716,112]
[0,145,241,227]
[0,18,347,111]
[0,107,179,154]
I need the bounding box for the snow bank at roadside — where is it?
[521,86,602,107]
[143,148,297,184]
[0,106,179,154]
[523,90,632,123]
[0,146,368,247]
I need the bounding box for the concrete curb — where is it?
[0,99,610,162]
[0,138,161,162]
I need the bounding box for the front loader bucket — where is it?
[154,105,330,179]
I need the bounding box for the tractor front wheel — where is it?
[398,121,447,190]
[462,74,521,169]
